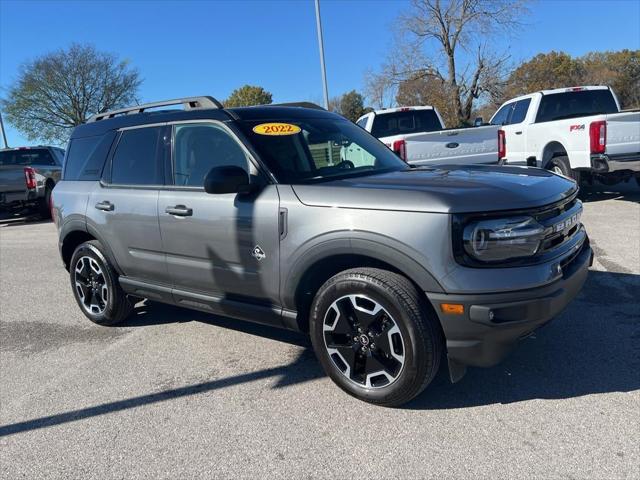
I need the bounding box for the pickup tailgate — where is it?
[605,110,640,156]
[0,165,26,195]
[384,125,499,166]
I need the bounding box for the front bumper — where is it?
[590,153,640,173]
[427,240,593,374]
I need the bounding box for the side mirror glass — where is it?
[474,117,484,127]
[204,165,250,194]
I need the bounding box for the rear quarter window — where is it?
[64,132,116,181]
[0,148,56,166]
[535,90,619,123]
[370,110,442,137]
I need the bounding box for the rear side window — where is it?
[491,102,513,125]
[0,148,56,166]
[535,90,618,123]
[64,133,115,181]
[110,127,164,185]
[370,110,442,137]
[356,117,368,129]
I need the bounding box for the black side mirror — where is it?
[204,166,250,194]
[474,117,484,127]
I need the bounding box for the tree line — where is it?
[2,1,638,144]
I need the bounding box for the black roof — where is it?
[71,105,340,139]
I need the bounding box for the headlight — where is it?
[463,216,545,262]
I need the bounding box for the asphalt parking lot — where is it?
[1,182,639,479]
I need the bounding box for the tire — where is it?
[69,240,133,326]
[309,268,443,407]
[549,156,581,184]
[38,185,52,219]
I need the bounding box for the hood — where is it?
[291,165,577,214]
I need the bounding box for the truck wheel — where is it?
[549,156,580,184]
[38,185,52,219]
[69,240,133,326]
[309,268,442,407]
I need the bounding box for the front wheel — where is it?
[309,268,443,407]
[70,240,133,325]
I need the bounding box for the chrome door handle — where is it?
[165,205,193,217]
[95,201,114,211]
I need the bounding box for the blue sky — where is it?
[1,0,639,146]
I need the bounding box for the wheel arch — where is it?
[540,141,568,169]
[284,239,444,332]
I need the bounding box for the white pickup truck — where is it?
[492,86,640,186]
[356,106,499,166]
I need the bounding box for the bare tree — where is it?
[367,0,528,126]
[1,44,141,144]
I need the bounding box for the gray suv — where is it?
[53,97,592,406]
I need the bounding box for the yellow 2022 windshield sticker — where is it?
[253,123,301,136]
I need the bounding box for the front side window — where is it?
[173,123,250,187]
[356,117,368,129]
[111,127,164,185]
[238,117,409,184]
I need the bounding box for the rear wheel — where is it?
[309,268,443,407]
[549,156,580,184]
[70,240,133,325]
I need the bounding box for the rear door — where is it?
[157,121,281,316]
[86,125,170,284]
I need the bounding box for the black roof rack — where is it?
[267,102,326,110]
[87,96,223,122]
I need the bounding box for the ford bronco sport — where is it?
[52,96,592,406]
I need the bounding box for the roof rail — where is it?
[268,102,326,110]
[87,96,223,122]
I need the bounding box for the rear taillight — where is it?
[498,129,506,160]
[392,139,407,161]
[24,167,37,189]
[589,120,606,154]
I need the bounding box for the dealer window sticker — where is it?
[252,123,301,136]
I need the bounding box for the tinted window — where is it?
[490,103,513,125]
[238,117,408,184]
[64,133,115,181]
[510,99,531,124]
[0,148,56,166]
[111,127,163,185]
[356,117,368,129]
[370,110,442,137]
[173,124,249,187]
[535,89,618,123]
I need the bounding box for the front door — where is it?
[158,121,281,317]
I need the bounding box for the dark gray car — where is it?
[0,146,63,217]
[52,97,592,406]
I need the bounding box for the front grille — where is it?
[534,196,583,254]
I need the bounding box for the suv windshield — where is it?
[370,110,442,137]
[238,117,409,184]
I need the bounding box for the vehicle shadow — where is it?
[407,269,640,409]
[579,180,639,203]
[0,210,50,227]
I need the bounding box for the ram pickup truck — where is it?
[0,146,64,217]
[493,86,640,185]
[356,106,499,166]
[53,97,592,406]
